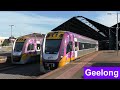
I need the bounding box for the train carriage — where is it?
[12,33,44,64]
[41,31,98,70]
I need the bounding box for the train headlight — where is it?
[61,56,63,58]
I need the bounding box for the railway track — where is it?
[0,64,18,72]
[0,62,44,79]
[0,51,44,79]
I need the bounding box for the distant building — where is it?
[0,39,5,46]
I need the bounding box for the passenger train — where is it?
[12,33,44,64]
[41,31,98,70]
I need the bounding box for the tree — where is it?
[2,39,9,46]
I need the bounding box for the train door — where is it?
[21,41,35,63]
[74,38,78,59]
[65,33,73,63]
[75,42,79,58]
[66,41,73,62]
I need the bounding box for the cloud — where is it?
[0,11,67,37]
[0,36,8,39]
[95,11,119,27]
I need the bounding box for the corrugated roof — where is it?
[52,16,109,41]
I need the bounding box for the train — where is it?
[41,31,98,70]
[12,33,44,64]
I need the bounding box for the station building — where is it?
[51,16,119,50]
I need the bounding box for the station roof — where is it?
[109,23,120,41]
[52,16,110,41]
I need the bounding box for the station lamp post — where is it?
[109,27,111,50]
[107,12,120,56]
[9,25,14,62]
[9,25,14,44]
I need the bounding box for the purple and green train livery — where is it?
[12,33,44,64]
[42,31,98,70]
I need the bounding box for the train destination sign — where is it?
[84,67,120,79]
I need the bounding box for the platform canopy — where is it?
[52,16,109,41]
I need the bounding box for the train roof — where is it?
[48,30,68,33]
[69,31,98,42]
[52,16,109,41]
[18,33,43,39]
[48,30,97,42]
[16,33,44,42]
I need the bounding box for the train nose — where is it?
[44,62,58,70]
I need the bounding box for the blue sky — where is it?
[0,11,119,38]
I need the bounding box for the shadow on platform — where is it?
[91,62,120,67]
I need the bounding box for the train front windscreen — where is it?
[14,42,24,52]
[45,39,62,54]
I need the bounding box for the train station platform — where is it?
[36,50,120,79]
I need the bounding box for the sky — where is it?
[0,11,120,38]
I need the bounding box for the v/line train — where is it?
[41,31,98,70]
[12,33,44,64]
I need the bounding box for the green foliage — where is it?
[2,39,9,46]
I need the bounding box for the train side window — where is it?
[66,42,72,53]
[79,42,82,50]
[69,41,73,51]
[37,44,41,50]
[83,43,86,49]
[91,44,96,48]
[82,43,90,49]
[91,44,93,48]
[86,43,88,49]
[82,43,85,49]
[27,44,34,51]
[90,44,92,48]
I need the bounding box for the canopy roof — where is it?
[52,16,109,41]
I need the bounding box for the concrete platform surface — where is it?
[36,50,120,79]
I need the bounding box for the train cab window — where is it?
[66,42,72,53]
[27,44,34,51]
[14,42,24,52]
[45,39,62,54]
[37,44,41,50]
